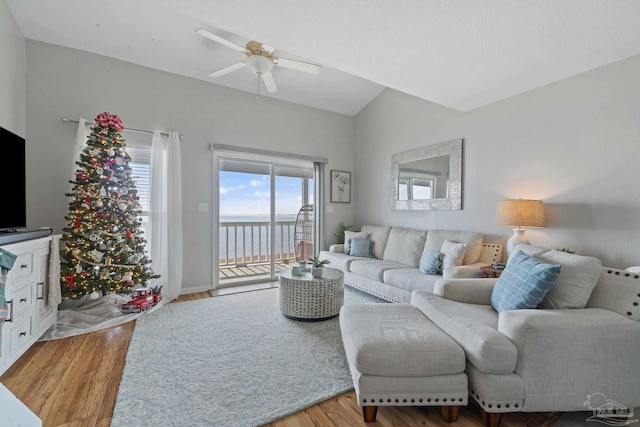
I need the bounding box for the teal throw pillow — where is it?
[491,250,561,313]
[349,238,374,258]
[419,250,441,275]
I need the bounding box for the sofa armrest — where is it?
[433,278,497,305]
[443,262,490,279]
[498,308,640,409]
[329,244,344,253]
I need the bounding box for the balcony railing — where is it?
[219,221,304,284]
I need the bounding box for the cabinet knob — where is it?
[21,264,28,269]
[19,331,27,337]
[20,297,28,303]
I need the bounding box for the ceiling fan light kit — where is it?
[195,28,321,99]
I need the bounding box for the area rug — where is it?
[110,286,384,427]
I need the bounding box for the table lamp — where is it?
[494,199,545,255]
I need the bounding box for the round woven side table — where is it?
[278,267,344,321]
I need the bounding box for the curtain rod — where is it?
[61,117,183,140]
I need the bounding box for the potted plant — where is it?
[332,223,352,244]
[308,255,330,278]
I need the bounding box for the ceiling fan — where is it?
[195,28,321,94]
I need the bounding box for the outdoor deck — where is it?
[218,219,314,286]
[219,261,294,285]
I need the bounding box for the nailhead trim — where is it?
[471,391,521,412]
[361,394,467,406]
[344,282,402,303]
[604,269,640,318]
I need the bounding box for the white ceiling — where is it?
[6,0,640,116]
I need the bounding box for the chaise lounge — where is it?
[339,243,640,426]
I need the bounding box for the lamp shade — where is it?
[494,199,545,228]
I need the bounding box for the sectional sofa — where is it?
[319,224,502,303]
[338,241,640,426]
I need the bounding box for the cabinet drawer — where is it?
[10,315,32,357]
[10,282,33,317]
[9,252,33,281]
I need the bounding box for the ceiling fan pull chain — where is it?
[256,73,261,102]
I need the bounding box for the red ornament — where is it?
[125,229,133,239]
[74,218,82,228]
[63,274,75,287]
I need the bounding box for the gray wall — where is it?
[353,54,640,269]
[12,28,640,291]
[0,1,25,135]
[25,41,356,293]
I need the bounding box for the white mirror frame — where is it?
[391,138,463,210]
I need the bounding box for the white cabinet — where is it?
[0,235,59,376]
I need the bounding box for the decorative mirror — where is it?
[391,139,463,210]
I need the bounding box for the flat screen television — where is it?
[0,126,26,232]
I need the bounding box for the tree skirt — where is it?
[39,293,166,341]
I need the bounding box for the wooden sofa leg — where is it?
[363,406,378,422]
[479,408,502,427]
[440,405,460,422]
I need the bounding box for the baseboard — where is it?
[180,285,214,295]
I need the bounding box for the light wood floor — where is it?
[0,290,562,427]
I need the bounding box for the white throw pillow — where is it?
[344,231,370,255]
[440,240,468,271]
[382,227,427,267]
[536,250,602,309]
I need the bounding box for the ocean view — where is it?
[219,214,301,262]
[220,214,297,223]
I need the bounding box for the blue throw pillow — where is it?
[349,238,374,258]
[491,250,561,313]
[419,250,441,275]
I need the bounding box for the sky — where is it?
[219,171,313,216]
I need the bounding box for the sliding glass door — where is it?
[215,155,315,288]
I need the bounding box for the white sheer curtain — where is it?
[149,131,183,301]
[72,118,89,176]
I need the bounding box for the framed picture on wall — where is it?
[330,170,351,203]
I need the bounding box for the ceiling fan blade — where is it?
[262,72,278,93]
[208,62,246,78]
[273,57,321,75]
[195,28,248,54]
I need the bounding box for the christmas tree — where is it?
[60,112,159,300]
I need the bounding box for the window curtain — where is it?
[150,131,183,301]
[314,162,324,252]
[72,118,89,176]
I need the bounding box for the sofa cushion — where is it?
[440,240,468,271]
[350,259,410,282]
[344,230,370,255]
[411,292,518,374]
[383,268,440,293]
[423,230,483,265]
[349,238,374,258]
[510,244,602,309]
[318,250,367,272]
[491,250,561,313]
[382,227,427,267]
[419,250,441,275]
[360,225,392,259]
